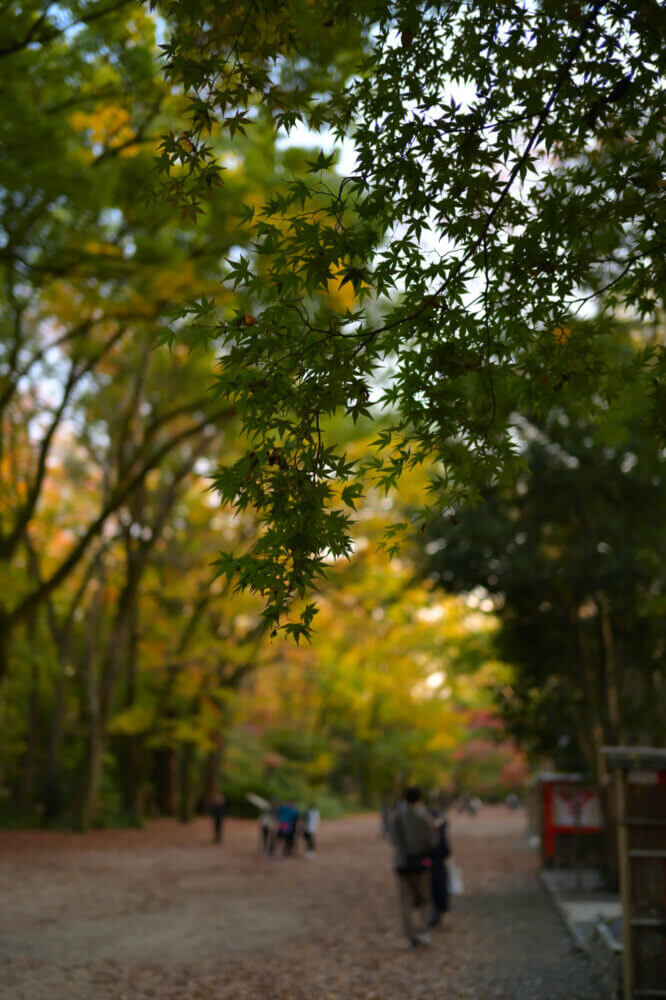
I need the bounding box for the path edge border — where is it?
[538,869,590,955]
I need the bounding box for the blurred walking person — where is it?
[276,801,299,856]
[259,799,278,855]
[428,798,451,928]
[391,785,435,949]
[209,792,226,844]
[303,803,320,857]
[380,799,392,839]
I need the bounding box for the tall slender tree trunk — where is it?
[44,649,67,821]
[166,748,178,815]
[596,599,624,891]
[596,594,625,745]
[152,746,178,815]
[77,661,104,832]
[0,608,10,685]
[203,737,224,806]
[78,718,104,831]
[575,613,617,888]
[17,648,40,811]
[43,622,76,821]
[76,574,106,831]
[118,736,144,824]
[178,742,196,823]
[118,558,143,824]
[80,548,140,830]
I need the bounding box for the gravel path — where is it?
[0,807,601,1000]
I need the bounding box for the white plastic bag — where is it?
[446,859,464,895]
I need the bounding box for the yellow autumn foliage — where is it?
[553,325,572,345]
[425,727,460,753]
[83,241,122,257]
[70,104,135,152]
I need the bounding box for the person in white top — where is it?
[303,803,320,857]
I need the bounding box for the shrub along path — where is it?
[0,807,599,999]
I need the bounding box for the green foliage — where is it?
[221,727,349,817]
[156,0,666,637]
[425,330,666,773]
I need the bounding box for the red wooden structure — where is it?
[538,772,603,867]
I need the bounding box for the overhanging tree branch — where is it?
[0,1,134,59]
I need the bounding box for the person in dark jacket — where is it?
[428,799,451,927]
[391,785,435,948]
[209,792,226,844]
[276,801,299,856]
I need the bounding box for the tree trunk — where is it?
[117,734,144,824]
[42,626,74,821]
[152,746,178,816]
[0,608,10,685]
[576,614,617,889]
[202,737,224,807]
[44,658,67,821]
[76,574,106,831]
[576,617,607,781]
[82,545,140,829]
[17,649,40,811]
[596,594,625,745]
[78,719,104,831]
[118,550,143,824]
[166,748,178,815]
[178,742,196,823]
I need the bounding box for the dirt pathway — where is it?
[0,808,600,1000]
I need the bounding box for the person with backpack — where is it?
[391,785,435,948]
[276,800,299,856]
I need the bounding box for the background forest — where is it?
[1,3,663,831]
[0,5,523,828]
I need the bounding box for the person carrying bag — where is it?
[391,786,435,948]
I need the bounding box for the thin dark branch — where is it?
[0,1,133,59]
